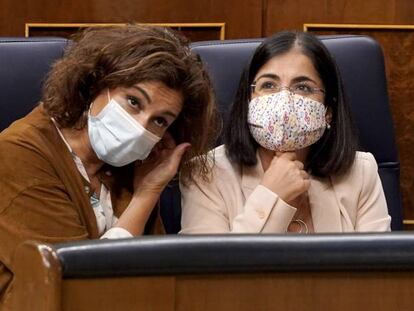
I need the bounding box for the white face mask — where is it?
[88,91,161,167]
[247,91,327,152]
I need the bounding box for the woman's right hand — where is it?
[115,134,190,236]
[132,132,190,197]
[260,152,310,204]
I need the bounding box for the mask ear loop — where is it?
[107,89,111,102]
[325,108,332,129]
[88,89,111,119]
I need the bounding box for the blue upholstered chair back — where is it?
[188,35,403,230]
[0,36,403,231]
[0,37,68,131]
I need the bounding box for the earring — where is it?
[326,123,331,129]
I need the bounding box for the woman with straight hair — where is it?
[180,31,391,234]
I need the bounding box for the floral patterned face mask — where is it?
[247,91,328,152]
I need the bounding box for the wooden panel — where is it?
[12,242,63,311]
[175,272,414,311]
[0,0,262,39]
[25,22,225,42]
[62,276,176,311]
[265,0,414,34]
[58,271,414,310]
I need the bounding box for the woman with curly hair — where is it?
[0,25,217,306]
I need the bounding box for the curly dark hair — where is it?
[42,24,219,183]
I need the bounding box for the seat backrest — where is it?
[0,37,68,131]
[189,35,403,230]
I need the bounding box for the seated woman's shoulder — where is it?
[186,144,236,185]
[343,151,378,181]
[354,151,377,166]
[332,151,378,186]
[207,144,234,169]
[208,144,226,158]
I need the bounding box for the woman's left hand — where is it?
[132,132,191,196]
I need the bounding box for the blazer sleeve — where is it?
[355,153,391,231]
[0,140,91,270]
[180,173,296,234]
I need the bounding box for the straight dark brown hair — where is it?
[224,31,358,177]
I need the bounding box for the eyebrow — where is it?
[291,75,319,85]
[131,85,151,103]
[254,73,280,82]
[160,110,178,119]
[131,85,179,119]
[254,73,319,85]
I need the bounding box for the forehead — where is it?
[135,81,183,111]
[254,48,321,82]
[139,81,181,99]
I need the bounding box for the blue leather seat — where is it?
[0,37,68,131]
[189,35,403,230]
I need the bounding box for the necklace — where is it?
[287,219,309,234]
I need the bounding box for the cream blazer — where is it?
[180,145,391,233]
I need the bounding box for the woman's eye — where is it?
[294,83,313,93]
[154,117,168,128]
[260,81,277,90]
[127,96,142,108]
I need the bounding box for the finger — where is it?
[151,143,163,154]
[299,170,310,180]
[302,179,311,191]
[166,143,191,171]
[147,147,161,160]
[160,132,176,150]
[294,160,304,170]
[276,151,297,161]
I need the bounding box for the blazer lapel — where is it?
[42,109,100,239]
[241,157,264,201]
[308,176,342,232]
